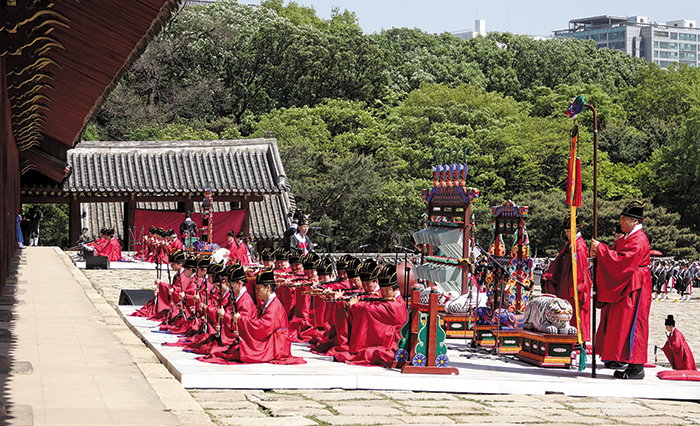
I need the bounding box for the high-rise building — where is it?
[553,15,700,68]
[452,20,488,40]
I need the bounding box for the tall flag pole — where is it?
[565,96,586,371]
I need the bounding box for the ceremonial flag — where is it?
[566,115,586,371]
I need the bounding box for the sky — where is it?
[244,0,700,37]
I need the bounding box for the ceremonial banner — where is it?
[134,209,246,247]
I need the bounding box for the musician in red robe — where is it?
[273,248,295,315]
[228,269,305,364]
[87,228,109,255]
[591,201,652,380]
[543,220,592,341]
[661,315,696,371]
[328,271,408,367]
[311,256,357,354]
[227,231,251,266]
[168,229,184,252]
[132,249,186,319]
[288,253,319,342]
[104,228,124,262]
[159,256,197,333]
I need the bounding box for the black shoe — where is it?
[613,368,645,380]
[605,361,628,369]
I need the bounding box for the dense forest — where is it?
[83,0,700,258]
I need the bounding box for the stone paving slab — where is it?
[334,405,406,416]
[377,392,460,401]
[395,415,456,423]
[299,390,385,401]
[219,416,317,426]
[402,407,486,416]
[403,400,485,410]
[616,416,692,424]
[448,415,545,424]
[315,415,407,425]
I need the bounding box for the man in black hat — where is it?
[290,215,314,255]
[591,201,652,379]
[224,269,306,364]
[180,210,197,242]
[661,314,696,371]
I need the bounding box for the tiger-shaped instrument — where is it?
[522,295,577,335]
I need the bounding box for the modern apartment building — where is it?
[553,15,700,68]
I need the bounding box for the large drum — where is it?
[396,261,418,298]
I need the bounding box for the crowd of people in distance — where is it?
[651,260,700,302]
[131,247,407,367]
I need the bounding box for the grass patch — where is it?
[305,415,332,426]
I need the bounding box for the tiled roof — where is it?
[81,193,293,242]
[65,139,289,195]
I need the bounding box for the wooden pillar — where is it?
[461,204,471,294]
[241,197,250,237]
[184,194,194,213]
[69,197,81,248]
[123,196,136,251]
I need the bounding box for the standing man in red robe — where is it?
[591,201,652,380]
[661,315,696,371]
[227,231,251,266]
[543,220,592,341]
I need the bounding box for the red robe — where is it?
[595,228,652,364]
[662,328,696,371]
[543,235,592,341]
[328,295,408,366]
[131,271,179,319]
[199,295,305,365]
[227,241,250,266]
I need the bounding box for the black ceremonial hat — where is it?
[260,247,274,262]
[357,259,378,281]
[345,258,361,279]
[665,315,675,327]
[229,264,248,283]
[207,260,225,276]
[316,259,333,276]
[621,201,644,220]
[303,252,320,270]
[169,249,186,263]
[256,269,276,287]
[196,255,211,269]
[379,272,399,288]
[183,256,198,270]
[228,230,235,237]
[336,254,352,271]
[378,264,396,279]
[289,249,303,264]
[275,248,289,261]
